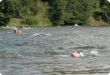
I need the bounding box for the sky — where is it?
[108,0,110,3]
[0,0,2,2]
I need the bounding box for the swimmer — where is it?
[71,51,84,58]
[71,50,99,58]
[13,26,23,34]
[13,27,18,33]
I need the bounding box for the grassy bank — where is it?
[7,17,52,27]
[7,17,109,27]
[87,17,109,26]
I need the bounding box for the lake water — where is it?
[0,26,110,75]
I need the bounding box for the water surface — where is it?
[0,27,110,75]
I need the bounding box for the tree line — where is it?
[0,0,110,26]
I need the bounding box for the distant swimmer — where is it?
[71,50,99,58]
[13,28,21,34]
[71,51,84,58]
[13,26,23,34]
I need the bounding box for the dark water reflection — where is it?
[0,27,110,75]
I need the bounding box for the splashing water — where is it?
[0,73,2,75]
[89,50,99,56]
[108,72,110,75]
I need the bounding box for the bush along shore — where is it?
[0,0,110,27]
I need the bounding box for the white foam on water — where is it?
[0,73,2,75]
[89,50,99,56]
[31,33,51,37]
[108,72,110,75]
[79,52,85,57]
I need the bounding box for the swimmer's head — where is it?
[71,51,85,58]
[71,51,80,58]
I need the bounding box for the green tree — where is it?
[0,0,22,26]
[64,0,96,25]
[48,0,67,26]
[99,0,110,23]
